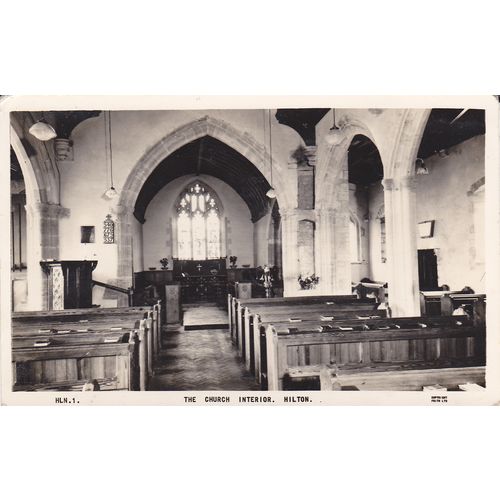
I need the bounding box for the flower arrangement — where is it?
[159,257,169,270]
[298,274,319,290]
[229,256,238,268]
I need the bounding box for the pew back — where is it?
[12,333,140,391]
[264,320,485,390]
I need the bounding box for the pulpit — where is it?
[41,260,97,310]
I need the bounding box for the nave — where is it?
[7,103,491,395]
[150,304,259,391]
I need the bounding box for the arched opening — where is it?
[128,134,284,304]
[10,129,45,311]
[347,134,384,285]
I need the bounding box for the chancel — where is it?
[9,104,488,393]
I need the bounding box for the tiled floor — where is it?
[149,305,259,391]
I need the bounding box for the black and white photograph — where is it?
[1,96,499,404]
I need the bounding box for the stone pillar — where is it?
[25,202,69,310]
[297,145,316,210]
[316,152,351,295]
[280,208,299,296]
[115,204,134,306]
[316,207,352,295]
[383,176,420,317]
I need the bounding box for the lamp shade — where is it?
[266,188,277,199]
[325,127,344,146]
[29,121,57,141]
[102,186,119,200]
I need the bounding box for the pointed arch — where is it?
[118,115,293,212]
[316,118,379,211]
[115,116,291,293]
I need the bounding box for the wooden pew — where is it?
[291,365,486,391]
[227,294,359,338]
[12,331,141,391]
[441,293,486,324]
[12,303,161,390]
[12,322,150,391]
[237,299,381,373]
[263,317,485,390]
[254,314,469,387]
[420,291,449,316]
[13,303,162,369]
[232,294,375,348]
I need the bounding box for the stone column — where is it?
[280,208,299,296]
[115,204,134,306]
[316,207,352,295]
[297,145,316,210]
[383,176,420,317]
[316,208,336,293]
[315,151,351,295]
[25,202,69,310]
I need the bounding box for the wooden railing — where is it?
[92,280,134,306]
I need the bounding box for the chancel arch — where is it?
[115,117,292,298]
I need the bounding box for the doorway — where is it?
[417,249,438,291]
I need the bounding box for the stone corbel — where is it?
[290,145,317,169]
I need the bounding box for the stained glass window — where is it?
[177,182,221,259]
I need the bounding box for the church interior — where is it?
[9,106,487,392]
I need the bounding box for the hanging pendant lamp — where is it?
[102,111,119,200]
[266,109,277,199]
[325,108,344,146]
[29,114,57,141]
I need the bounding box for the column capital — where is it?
[381,178,395,191]
[280,208,298,220]
[27,202,70,218]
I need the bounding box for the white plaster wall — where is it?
[348,184,370,282]
[367,182,387,282]
[364,135,485,292]
[142,174,255,269]
[56,110,299,304]
[414,135,485,292]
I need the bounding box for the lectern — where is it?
[41,260,97,310]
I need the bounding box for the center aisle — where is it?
[149,304,260,391]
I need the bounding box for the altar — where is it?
[173,258,227,303]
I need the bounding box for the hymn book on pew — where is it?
[320,315,335,321]
[34,340,51,347]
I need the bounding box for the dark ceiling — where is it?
[275,108,330,146]
[51,111,101,139]
[134,136,273,223]
[418,108,485,159]
[348,135,384,186]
